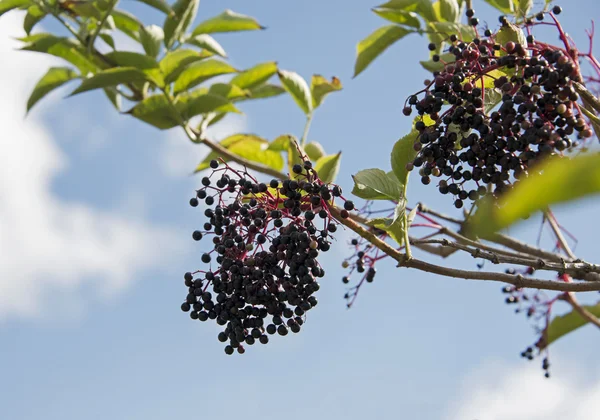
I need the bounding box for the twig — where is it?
[88,0,119,54]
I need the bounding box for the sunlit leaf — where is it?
[277,69,312,115]
[112,9,142,41]
[20,34,100,73]
[483,0,514,15]
[70,67,150,95]
[391,129,419,187]
[539,303,600,350]
[352,168,403,200]
[467,153,600,237]
[314,152,342,183]
[246,84,285,99]
[304,141,325,161]
[134,0,171,14]
[231,61,277,89]
[160,49,208,83]
[125,94,180,129]
[163,0,199,49]
[139,24,164,58]
[354,25,411,77]
[186,34,227,57]
[192,9,265,35]
[173,59,238,93]
[26,66,78,112]
[23,5,46,35]
[310,75,342,109]
[372,8,421,28]
[420,52,455,72]
[0,0,30,17]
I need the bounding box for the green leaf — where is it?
[20,34,99,73]
[310,75,342,109]
[439,0,459,22]
[352,168,403,200]
[372,8,421,28]
[246,84,285,100]
[23,5,46,35]
[407,206,418,227]
[104,51,159,69]
[540,303,600,350]
[391,129,419,187]
[231,61,277,89]
[277,69,312,115]
[134,0,171,14]
[71,67,150,95]
[467,153,600,237]
[429,22,476,42]
[163,0,199,49]
[192,9,265,35]
[376,0,436,20]
[314,152,342,183]
[208,83,248,100]
[367,201,407,246]
[304,141,325,161]
[104,87,122,111]
[112,9,142,41]
[287,135,305,179]
[139,25,164,58]
[354,25,411,78]
[173,59,238,94]
[159,49,208,83]
[99,33,116,49]
[0,0,30,17]
[267,135,291,152]
[181,93,240,119]
[194,134,284,172]
[26,66,78,112]
[484,87,503,114]
[125,94,180,129]
[514,0,532,17]
[483,0,514,15]
[420,52,455,72]
[186,34,227,57]
[496,21,527,50]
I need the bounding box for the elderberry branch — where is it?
[330,206,600,292]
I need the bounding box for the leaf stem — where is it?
[300,112,313,147]
[88,0,119,54]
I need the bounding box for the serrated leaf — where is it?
[112,9,142,41]
[467,153,600,238]
[354,25,411,78]
[277,70,312,115]
[231,61,277,89]
[24,5,46,35]
[314,152,342,183]
[192,9,264,35]
[539,303,600,350]
[391,129,419,187]
[70,67,150,95]
[134,0,171,14]
[163,0,199,49]
[186,34,227,57]
[160,49,208,83]
[125,94,180,129]
[376,0,436,22]
[352,168,403,200]
[310,75,342,109]
[26,66,78,112]
[372,8,421,28]
[246,84,285,100]
[439,0,459,22]
[483,0,514,15]
[173,59,238,93]
[0,0,30,17]
[305,141,325,161]
[20,34,100,73]
[420,52,455,72]
[195,134,284,172]
[139,25,163,58]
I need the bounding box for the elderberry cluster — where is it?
[181,159,354,354]
[404,13,593,208]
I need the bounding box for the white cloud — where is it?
[0,13,182,320]
[445,358,600,420]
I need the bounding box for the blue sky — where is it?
[2,1,600,419]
